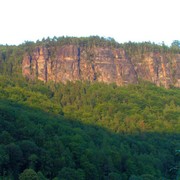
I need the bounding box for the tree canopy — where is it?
[0,36,180,179]
[0,76,179,179]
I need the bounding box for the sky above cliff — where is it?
[0,0,179,45]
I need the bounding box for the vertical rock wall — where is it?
[22,45,180,88]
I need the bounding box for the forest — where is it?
[0,37,180,179]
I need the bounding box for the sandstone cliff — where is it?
[22,45,180,88]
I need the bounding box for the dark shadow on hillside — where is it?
[0,99,179,180]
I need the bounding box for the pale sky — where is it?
[0,0,179,45]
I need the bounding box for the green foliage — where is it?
[171,40,180,52]
[51,81,180,134]
[0,36,180,179]
[0,76,63,115]
[58,167,85,180]
[19,169,39,180]
[0,76,179,179]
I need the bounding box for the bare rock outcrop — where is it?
[22,45,180,88]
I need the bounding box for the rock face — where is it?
[22,45,180,88]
